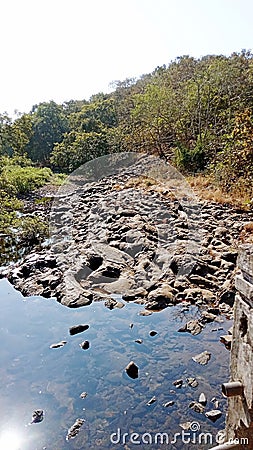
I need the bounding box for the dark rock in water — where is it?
[189,401,205,414]
[192,350,211,365]
[187,377,199,388]
[69,324,89,335]
[66,418,85,441]
[201,311,218,323]
[149,330,157,337]
[173,379,183,388]
[178,319,204,336]
[135,339,143,344]
[80,392,88,399]
[31,409,44,423]
[205,409,222,422]
[221,251,238,264]
[220,334,232,349]
[50,340,67,349]
[125,361,139,379]
[139,310,152,316]
[80,341,90,350]
[104,298,124,309]
[146,396,156,406]
[219,290,235,306]
[163,401,175,407]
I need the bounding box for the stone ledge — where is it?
[235,275,253,306]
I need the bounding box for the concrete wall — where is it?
[225,244,253,449]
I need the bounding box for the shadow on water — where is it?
[0,279,232,450]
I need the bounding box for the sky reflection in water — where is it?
[0,279,232,449]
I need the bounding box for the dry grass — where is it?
[113,173,252,212]
[187,175,252,210]
[239,222,253,244]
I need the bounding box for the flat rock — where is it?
[69,324,89,335]
[220,335,232,349]
[205,409,222,422]
[192,350,211,365]
[178,319,204,336]
[50,340,67,349]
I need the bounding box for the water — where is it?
[0,279,232,450]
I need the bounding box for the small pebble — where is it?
[80,341,90,350]
[149,330,157,337]
[146,396,156,406]
[50,341,67,349]
[31,410,44,424]
[163,401,175,407]
[80,392,88,399]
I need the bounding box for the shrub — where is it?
[0,165,53,195]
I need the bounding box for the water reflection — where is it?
[0,279,232,449]
[0,429,23,450]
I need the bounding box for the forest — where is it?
[0,50,253,241]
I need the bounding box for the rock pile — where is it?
[2,154,252,321]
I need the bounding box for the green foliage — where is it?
[0,50,252,195]
[174,137,206,173]
[26,101,69,163]
[50,130,109,173]
[213,108,253,191]
[0,165,52,195]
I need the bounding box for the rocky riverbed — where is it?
[1,154,253,333]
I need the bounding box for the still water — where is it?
[0,279,232,450]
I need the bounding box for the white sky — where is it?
[0,0,252,116]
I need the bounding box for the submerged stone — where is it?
[66,418,85,440]
[125,361,139,379]
[69,324,89,335]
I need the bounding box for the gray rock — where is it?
[220,334,232,349]
[178,319,204,336]
[192,350,211,365]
